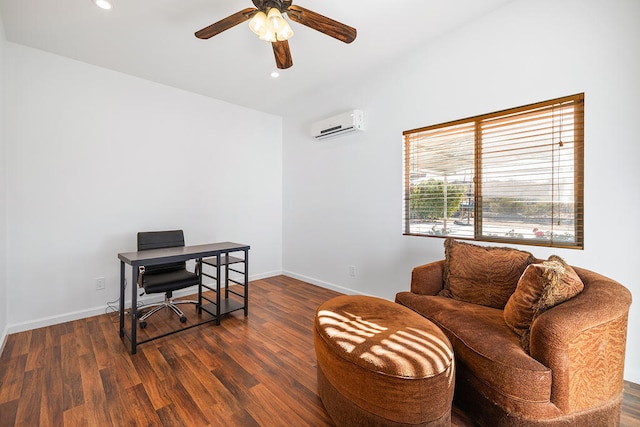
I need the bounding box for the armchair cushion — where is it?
[395,292,554,409]
[504,255,584,353]
[439,238,535,309]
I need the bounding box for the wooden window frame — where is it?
[403,93,584,249]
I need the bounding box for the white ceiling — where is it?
[0,0,513,114]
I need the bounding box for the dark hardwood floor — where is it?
[0,275,638,426]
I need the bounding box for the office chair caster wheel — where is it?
[139,321,147,329]
[180,316,187,323]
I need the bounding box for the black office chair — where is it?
[136,230,200,329]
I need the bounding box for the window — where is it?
[403,93,584,249]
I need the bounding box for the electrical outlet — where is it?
[96,277,106,290]
[349,265,356,277]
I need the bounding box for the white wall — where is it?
[282,0,640,383]
[4,43,282,332]
[0,13,7,350]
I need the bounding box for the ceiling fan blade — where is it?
[272,40,293,69]
[286,5,356,44]
[195,8,257,39]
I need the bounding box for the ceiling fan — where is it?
[195,0,357,70]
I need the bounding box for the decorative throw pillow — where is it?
[503,255,584,353]
[438,238,536,309]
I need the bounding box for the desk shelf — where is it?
[199,300,245,318]
[202,255,244,266]
[198,250,249,322]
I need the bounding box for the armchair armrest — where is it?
[530,267,632,414]
[410,260,445,296]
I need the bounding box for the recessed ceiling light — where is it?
[93,0,112,10]
[270,71,280,78]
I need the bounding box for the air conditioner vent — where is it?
[311,110,364,140]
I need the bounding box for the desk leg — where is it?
[119,261,125,337]
[244,249,249,316]
[225,256,229,299]
[216,253,221,325]
[131,267,138,354]
[197,258,202,313]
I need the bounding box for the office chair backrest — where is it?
[137,230,186,275]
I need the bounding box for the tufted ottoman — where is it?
[314,295,455,426]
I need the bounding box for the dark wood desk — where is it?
[118,242,250,354]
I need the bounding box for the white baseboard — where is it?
[4,286,207,336]
[246,270,283,281]
[281,270,373,297]
[2,270,349,347]
[6,304,111,336]
[0,326,7,358]
[4,271,279,336]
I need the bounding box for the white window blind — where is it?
[403,93,584,249]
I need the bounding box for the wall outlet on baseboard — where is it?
[96,277,105,290]
[349,265,356,277]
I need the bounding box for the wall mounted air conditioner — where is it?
[311,110,365,140]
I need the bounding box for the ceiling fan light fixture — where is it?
[248,11,268,37]
[265,8,293,41]
[276,19,294,41]
[259,30,278,43]
[252,8,292,42]
[266,8,285,30]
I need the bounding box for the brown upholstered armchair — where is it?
[396,259,632,426]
